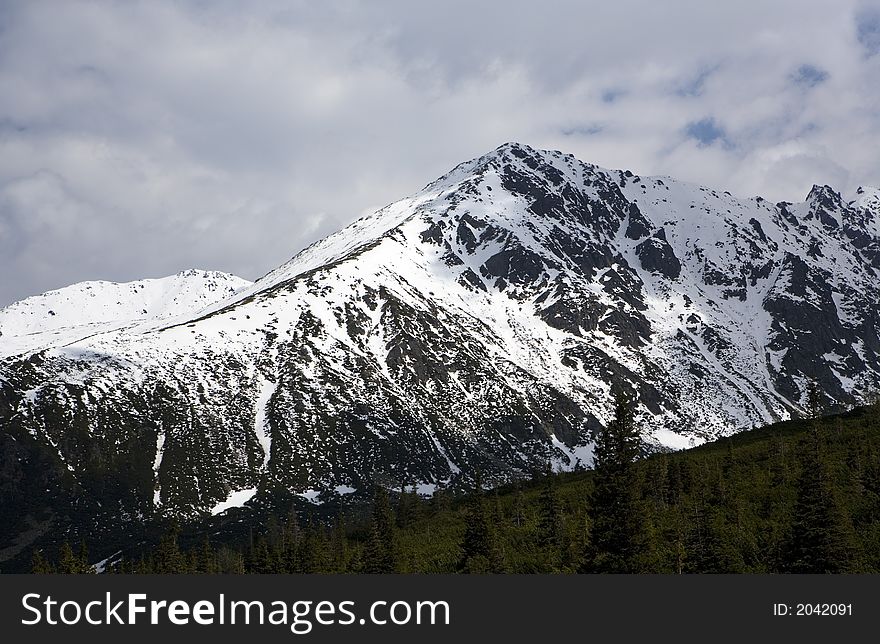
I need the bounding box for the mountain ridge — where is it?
[0,270,252,359]
[1,143,879,557]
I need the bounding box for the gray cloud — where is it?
[1,0,879,305]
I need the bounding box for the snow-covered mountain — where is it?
[0,270,252,358]
[1,143,879,556]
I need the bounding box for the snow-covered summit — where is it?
[0,269,251,358]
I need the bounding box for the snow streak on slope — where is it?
[253,377,274,470]
[210,487,257,516]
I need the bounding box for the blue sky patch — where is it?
[857,9,880,56]
[792,64,829,87]
[675,65,718,97]
[685,117,727,146]
[601,89,624,103]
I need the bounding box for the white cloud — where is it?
[1,0,878,305]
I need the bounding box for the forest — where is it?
[33,391,880,574]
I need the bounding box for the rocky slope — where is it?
[1,143,879,562]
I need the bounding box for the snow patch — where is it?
[210,487,257,515]
[296,489,323,504]
[152,431,166,506]
[253,377,274,470]
[550,435,594,470]
[415,482,438,496]
[94,550,123,574]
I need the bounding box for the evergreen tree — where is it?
[185,549,199,574]
[281,508,302,573]
[57,540,90,574]
[305,521,332,573]
[31,549,53,574]
[783,420,861,573]
[216,546,245,574]
[396,484,421,529]
[867,389,880,422]
[52,403,880,575]
[536,463,564,571]
[154,522,185,573]
[363,522,387,574]
[330,515,350,573]
[430,482,451,515]
[458,470,504,573]
[363,486,397,573]
[78,540,95,574]
[249,536,275,573]
[57,541,76,574]
[133,552,152,574]
[582,385,649,572]
[198,536,218,573]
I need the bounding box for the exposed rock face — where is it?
[636,229,682,279]
[1,143,879,560]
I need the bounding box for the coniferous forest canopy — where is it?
[32,396,880,574]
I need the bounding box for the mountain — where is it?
[0,270,252,359]
[1,143,879,565]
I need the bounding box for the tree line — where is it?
[33,388,880,574]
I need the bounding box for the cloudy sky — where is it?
[1,1,879,306]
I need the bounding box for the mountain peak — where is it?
[486,141,583,171]
[425,141,551,189]
[3,143,879,530]
[493,140,533,154]
[806,183,843,208]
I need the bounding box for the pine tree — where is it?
[783,419,861,572]
[250,536,274,573]
[198,536,218,573]
[396,484,420,529]
[57,541,81,574]
[330,515,350,573]
[582,384,649,572]
[281,507,301,573]
[31,549,53,574]
[458,470,504,573]
[299,520,331,573]
[363,522,387,574]
[537,462,564,571]
[78,540,94,574]
[363,486,397,573]
[154,522,185,573]
[185,549,199,574]
[430,482,451,515]
[216,546,245,574]
[867,388,880,421]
